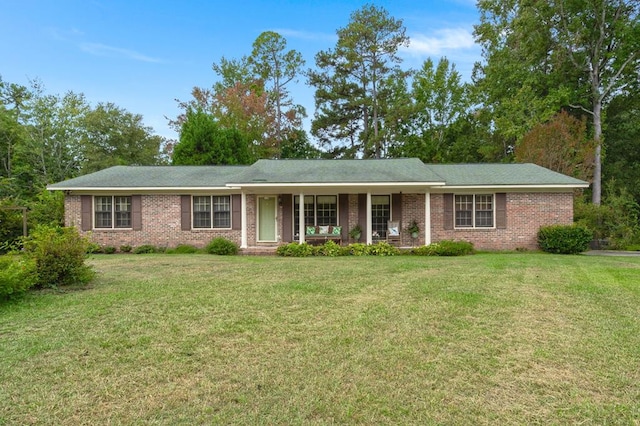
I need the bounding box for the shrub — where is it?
[538,225,593,254]
[205,237,239,255]
[23,225,95,288]
[413,240,475,256]
[86,242,103,254]
[119,244,132,253]
[366,241,399,256]
[317,240,342,257]
[103,246,117,254]
[347,243,369,256]
[167,244,200,254]
[133,244,158,254]
[0,255,37,299]
[276,242,314,257]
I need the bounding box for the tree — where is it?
[475,0,640,203]
[280,129,320,159]
[515,110,596,181]
[172,109,253,165]
[81,103,164,174]
[310,4,409,158]
[249,31,306,153]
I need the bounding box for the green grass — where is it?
[1,253,639,425]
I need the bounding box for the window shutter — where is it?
[358,194,367,231]
[231,194,242,230]
[81,195,92,231]
[339,194,349,239]
[391,193,402,225]
[496,193,507,229]
[281,194,293,242]
[443,193,454,230]
[132,195,142,230]
[181,195,191,231]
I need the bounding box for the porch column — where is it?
[241,191,247,249]
[298,192,305,244]
[424,192,431,245]
[366,192,372,245]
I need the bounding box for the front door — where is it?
[258,196,277,242]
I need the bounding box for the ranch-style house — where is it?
[48,158,589,252]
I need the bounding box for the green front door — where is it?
[258,196,277,242]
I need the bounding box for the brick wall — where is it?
[66,195,241,249]
[66,191,574,251]
[430,192,574,250]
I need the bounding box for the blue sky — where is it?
[1,0,481,141]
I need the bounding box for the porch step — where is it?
[240,247,278,256]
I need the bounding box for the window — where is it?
[193,195,231,229]
[455,194,494,228]
[371,195,390,239]
[293,195,338,235]
[94,196,131,228]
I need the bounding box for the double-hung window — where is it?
[455,194,494,228]
[94,196,131,228]
[193,195,231,229]
[293,195,337,235]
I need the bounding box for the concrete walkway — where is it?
[584,250,640,257]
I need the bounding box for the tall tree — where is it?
[249,31,306,153]
[310,4,409,158]
[475,0,640,203]
[81,103,164,174]
[172,109,253,166]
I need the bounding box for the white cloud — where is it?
[404,28,476,56]
[80,43,162,63]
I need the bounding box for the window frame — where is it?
[293,195,339,236]
[192,195,232,229]
[94,195,132,229]
[454,193,495,229]
[371,194,391,239]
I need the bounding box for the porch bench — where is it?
[305,225,342,245]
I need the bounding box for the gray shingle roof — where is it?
[428,163,588,186]
[230,158,444,183]
[47,165,249,189]
[47,160,589,190]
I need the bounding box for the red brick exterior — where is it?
[66,191,574,251]
[430,192,574,250]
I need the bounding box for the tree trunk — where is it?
[592,96,602,205]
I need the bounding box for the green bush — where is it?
[538,225,593,254]
[205,237,239,255]
[119,244,132,253]
[23,225,95,288]
[167,244,200,254]
[413,240,475,256]
[316,240,342,257]
[133,244,158,254]
[366,241,399,256]
[103,246,117,254]
[0,255,37,299]
[276,242,314,257]
[347,243,368,256]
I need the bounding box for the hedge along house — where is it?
[47,158,589,251]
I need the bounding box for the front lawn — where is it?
[1,253,639,424]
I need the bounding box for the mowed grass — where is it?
[1,253,639,425]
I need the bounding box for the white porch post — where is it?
[241,191,248,249]
[366,192,372,245]
[424,191,431,246]
[298,192,305,244]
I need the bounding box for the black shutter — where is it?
[443,193,454,230]
[132,195,142,230]
[181,195,191,231]
[282,194,293,242]
[231,194,242,230]
[81,195,92,231]
[496,193,507,229]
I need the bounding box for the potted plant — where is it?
[349,224,362,241]
[408,220,420,239]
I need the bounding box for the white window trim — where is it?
[191,195,232,230]
[453,193,496,230]
[93,195,132,230]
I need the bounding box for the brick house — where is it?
[47,158,588,251]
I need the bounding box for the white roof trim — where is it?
[47,186,234,191]
[432,184,589,190]
[227,181,446,188]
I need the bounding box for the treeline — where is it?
[2,2,639,249]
